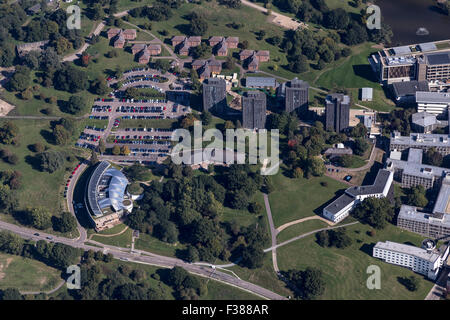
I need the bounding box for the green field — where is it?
[268,170,347,228]
[135,232,186,257]
[117,118,177,129]
[277,223,435,300]
[91,227,133,248]
[0,252,61,292]
[276,219,330,243]
[0,120,82,226]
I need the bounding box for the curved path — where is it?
[20,279,66,296]
[66,162,88,243]
[276,215,335,234]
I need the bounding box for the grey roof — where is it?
[288,78,309,88]
[425,51,450,65]
[374,241,441,263]
[392,46,412,56]
[416,91,450,104]
[412,112,438,128]
[399,205,450,227]
[326,93,350,105]
[390,131,450,149]
[418,42,437,52]
[361,87,373,100]
[408,148,424,164]
[346,169,392,197]
[433,174,450,214]
[392,81,429,98]
[246,77,277,88]
[387,155,449,180]
[323,193,355,215]
[86,161,129,217]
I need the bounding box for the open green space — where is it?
[277,223,435,300]
[268,169,347,228]
[91,227,133,248]
[0,119,80,216]
[96,223,128,236]
[0,252,61,292]
[276,219,330,243]
[135,232,186,257]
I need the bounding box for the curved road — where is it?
[0,220,286,300]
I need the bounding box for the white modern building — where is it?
[416,91,450,116]
[322,169,393,223]
[373,240,449,280]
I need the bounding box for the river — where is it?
[375,0,450,45]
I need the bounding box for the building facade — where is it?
[325,94,350,133]
[373,240,449,280]
[242,91,266,129]
[281,78,309,114]
[202,78,227,114]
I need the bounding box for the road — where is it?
[63,21,106,62]
[66,162,88,243]
[0,220,287,300]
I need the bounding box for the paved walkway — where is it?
[276,215,335,234]
[263,193,280,273]
[20,279,66,296]
[63,21,105,62]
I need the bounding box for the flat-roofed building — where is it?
[373,240,449,280]
[323,169,393,223]
[281,78,309,115]
[84,161,133,231]
[246,77,277,89]
[417,51,450,82]
[389,130,450,156]
[416,91,450,116]
[325,94,350,133]
[202,78,227,115]
[411,111,439,133]
[391,80,429,106]
[242,91,266,129]
[361,87,373,101]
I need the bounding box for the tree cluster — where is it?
[352,197,395,229]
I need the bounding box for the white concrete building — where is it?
[323,169,393,223]
[373,240,449,280]
[416,91,450,116]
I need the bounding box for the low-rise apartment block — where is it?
[373,240,449,280]
[323,169,393,223]
[389,131,450,156]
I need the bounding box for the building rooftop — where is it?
[392,46,412,56]
[408,148,424,164]
[287,78,309,88]
[433,174,450,214]
[412,112,438,128]
[374,241,441,263]
[418,42,438,52]
[246,77,277,88]
[346,169,392,197]
[392,81,429,97]
[391,131,450,148]
[416,91,450,104]
[326,94,351,105]
[323,193,355,215]
[361,87,373,100]
[424,51,450,65]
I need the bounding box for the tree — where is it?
[0,121,19,145]
[352,197,395,229]
[91,77,109,95]
[424,147,443,167]
[284,267,326,299]
[399,276,419,292]
[324,8,349,29]
[354,138,369,156]
[90,150,99,166]
[406,185,428,208]
[120,145,130,156]
[0,185,19,213]
[27,207,52,230]
[54,65,88,93]
[293,167,304,179]
[52,211,77,233]
[123,163,152,181]
[36,150,65,173]
[0,288,23,300]
[147,4,172,21]
[8,65,31,92]
[53,125,70,145]
[219,0,241,8]
[288,55,308,73]
[191,42,210,59]
[338,154,354,168]
[54,37,72,54]
[65,95,88,115]
[315,230,329,247]
[98,138,106,154]
[112,145,121,155]
[187,12,208,36]
[201,111,212,126]
[154,59,171,73]
[240,245,265,269]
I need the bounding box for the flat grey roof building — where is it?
[416,91,450,104]
[202,78,227,115]
[246,77,277,88]
[391,81,429,99]
[425,51,450,65]
[325,94,350,133]
[418,42,438,52]
[242,91,267,129]
[374,241,440,263]
[346,169,392,197]
[412,112,437,128]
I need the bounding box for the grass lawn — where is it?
[268,170,347,228]
[277,223,435,300]
[135,232,186,257]
[228,253,291,297]
[91,227,133,248]
[96,223,128,236]
[202,280,263,300]
[0,252,61,292]
[0,119,80,218]
[276,219,329,243]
